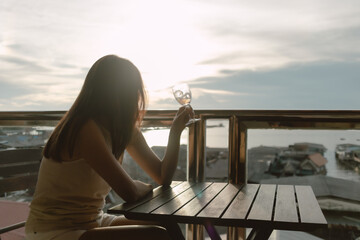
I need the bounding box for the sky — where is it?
[0,0,360,111]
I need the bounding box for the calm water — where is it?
[143,122,360,183]
[2,125,359,182]
[248,129,360,182]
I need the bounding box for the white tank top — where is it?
[25,157,111,232]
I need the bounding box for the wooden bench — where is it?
[0,148,43,239]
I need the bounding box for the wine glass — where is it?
[172,83,200,126]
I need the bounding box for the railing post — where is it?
[228,115,247,184]
[239,121,248,184]
[187,117,206,240]
[188,122,197,183]
[187,117,206,182]
[196,118,206,182]
[186,223,204,240]
[228,116,247,239]
[227,227,246,240]
[228,115,240,184]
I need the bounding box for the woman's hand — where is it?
[171,105,195,134]
[133,180,153,201]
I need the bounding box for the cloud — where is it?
[194,1,360,72]
[192,88,243,96]
[0,52,84,110]
[149,60,360,110]
[0,80,29,99]
[198,25,360,73]
[0,55,50,72]
[0,90,76,111]
[147,85,247,110]
[1,0,360,111]
[185,60,360,110]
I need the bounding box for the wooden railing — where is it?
[3,110,360,183]
[2,110,360,239]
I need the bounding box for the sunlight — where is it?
[0,35,11,55]
[0,44,6,55]
[104,0,221,93]
[142,128,188,147]
[1,0,360,110]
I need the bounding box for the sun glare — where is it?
[104,0,221,94]
[0,40,9,55]
[0,44,5,55]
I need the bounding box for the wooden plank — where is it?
[174,182,227,217]
[109,181,182,212]
[295,186,327,224]
[274,185,298,223]
[152,182,212,215]
[222,184,259,220]
[0,162,40,176]
[247,184,276,221]
[0,148,42,164]
[131,181,195,213]
[197,183,241,218]
[0,174,38,194]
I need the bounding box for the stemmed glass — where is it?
[172,83,200,126]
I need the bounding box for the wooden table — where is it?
[108,181,327,240]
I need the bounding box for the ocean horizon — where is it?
[143,120,360,182]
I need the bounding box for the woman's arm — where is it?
[78,120,152,202]
[126,106,193,186]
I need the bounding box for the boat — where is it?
[335,143,360,170]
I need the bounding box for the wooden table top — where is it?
[108,181,327,231]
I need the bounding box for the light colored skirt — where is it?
[26,213,118,240]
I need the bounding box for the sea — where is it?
[2,124,358,239]
[143,119,360,183]
[2,123,359,182]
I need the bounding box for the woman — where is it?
[25,55,193,240]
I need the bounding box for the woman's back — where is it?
[25,156,111,233]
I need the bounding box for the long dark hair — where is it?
[44,55,146,161]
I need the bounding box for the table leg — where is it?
[162,221,185,240]
[246,227,273,240]
[203,222,221,240]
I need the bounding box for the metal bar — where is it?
[204,222,222,240]
[0,221,26,234]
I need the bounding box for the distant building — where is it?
[268,142,328,177]
[290,142,327,155]
[297,153,328,175]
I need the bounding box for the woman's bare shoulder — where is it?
[76,119,114,162]
[77,119,108,147]
[80,119,103,135]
